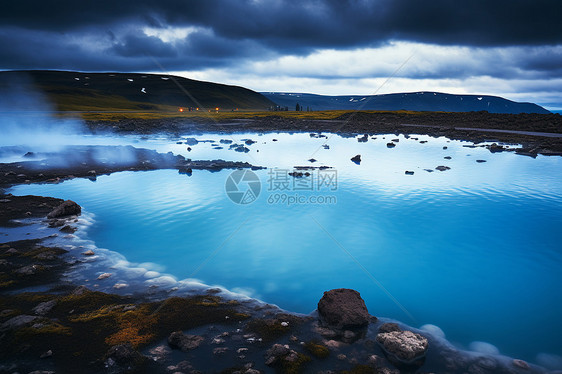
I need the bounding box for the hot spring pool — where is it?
[8,132,562,367]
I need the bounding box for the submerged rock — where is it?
[376,330,428,364]
[379,323,401,333]
[435,165,451,171]
[168,331,205,351]
[47,200,81,218]
[317,288,371,330]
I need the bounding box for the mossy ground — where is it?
[0,290,252,372]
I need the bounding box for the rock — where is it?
[513,359,530,369]
[357,134,369,142]
[40,349,53,359]
[59,225,77,233]
[444,156,452,159]
[405,171,414,175]
[15,264,39,275]
[213,347,229,355]
[33,300,57,316]
[350,155,361,165]
[47,200,81,219]
[435,165,451,171]
[386,142,396,148]
[343,330,356,341]
[308,158,317,163]
[245,139,256,145]
[113,283,128,289]
[147,345,171,362]
[97,273,112,280]
[317,288,371,330]
[379,323,401,333]
[185,138,199,146]
[106,343,143,364]
[71,285,88,295]
[476,159,487,163]
[82,250,95,256]
[0,314,39,331]
[265,344,290,366]
[48,219,65,228]
[488,143,505,153]
[392,139,400,142]
[376,330,428,364]
[168,331,205,351]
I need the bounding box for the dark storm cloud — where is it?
[3,0,562,46]
[1,0,561,74]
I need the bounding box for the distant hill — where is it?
[262,92,550,114]
[0,70,275,111]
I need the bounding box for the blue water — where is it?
[9,132,562,366]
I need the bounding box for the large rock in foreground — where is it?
[317,288,371,330]
[376,330,428,364]
[47,200,81,218]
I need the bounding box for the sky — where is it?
[1,0,562,110]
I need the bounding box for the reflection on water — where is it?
[9,132,562,365]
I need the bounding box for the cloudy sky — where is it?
[1,0,561,109]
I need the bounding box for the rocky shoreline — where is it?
[0,212,552,373]
[2,116,562,373]
[85,111,562,157]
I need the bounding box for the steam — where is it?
[0,74,89,149]
[0,74,143,167]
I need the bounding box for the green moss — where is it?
[0,280,16,288]
[280,353,312,374]
[246,318,291,342]
[304,341,330,359]
[341,365,377,374]
[57,291,123,315]
[23,246,67,260]
[16,322,72,337]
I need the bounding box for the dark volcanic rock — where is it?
[351,155,361,165]
[317,288,371,330]
[376,330,428,364]
[33,300,57,316]
[168,331,205,351]
[379,323,402,333]
[106,343,143,364]
[47,200,81,218]
[0,314,39,331]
